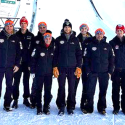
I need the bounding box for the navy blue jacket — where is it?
[85,36,114,74]
[77,32,92,63]
[0,30,21,70]
[53,31,82,68]
[109,36,125,69]
[16,29,34,64]
[30,40,55,76]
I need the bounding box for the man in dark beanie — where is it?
[12,16,34,109]
[53,19,82,115]
[0,19,21,111]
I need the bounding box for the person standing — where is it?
[0,19,21,111]
[53,19,82,115]
[30,33,54,115]
[74,23,92,111]
[109,24,125,115]
[84,28,114,115]
[12,16,34,109]
[30,22,54,108]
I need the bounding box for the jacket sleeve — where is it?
[15,38,22,68]
[108,45,114,74]
[53,39,59,68]
[75,39,82,68]
[30,47,39,74]
[84,44,91,74]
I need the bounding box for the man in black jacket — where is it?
[53,19,82,115]
[30,33,54,115]
[75,23,92,111]
[84,28,114,115]
[30,22,53,108]
[109,24,125,115]
[0,20,21,111]
[12,17,34,109]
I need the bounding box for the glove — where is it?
[75,67,82,78]
[53,67,59,78]
[31,74,35,78]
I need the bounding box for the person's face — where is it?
[5,25,13,34]
[39,26,47,34]
[81,27,88,35]
[116,29,124,38]
[96,33,104,41]
[44,37,52,45]
[64,26,71,34]
[20,22,28,30]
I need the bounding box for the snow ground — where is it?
[0,0,125,125]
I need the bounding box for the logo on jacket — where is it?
[92,47,97,51]
[31,49,36,57]
[36,40,40,44]
[51,53,53,56]
[40,53,45,57]
[0,39,4,43]
[27,36,31,40]
[60,41,64,44]
[11,40,15,43]
[70,42,74,44]
[104,48,107,50]
[115,45,119,49]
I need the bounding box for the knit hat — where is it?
[63,19,72,29]
[43,33,52,39]
[38,22,47,28]
[116,24,125,33]
[95,28,105,35]
[80,23,89,31]
[5,20,14,26]
[20,16,28,25]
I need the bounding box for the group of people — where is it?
[0,16,125,116]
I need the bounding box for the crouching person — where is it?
[0,20,21,111]
[84,28,114,115]
[30,33,54,115]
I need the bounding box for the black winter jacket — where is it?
[85,36,114,74]
[30,40,55,76]
[0,30,21,70]
[109,36,125,69]
[53,31,82,68]
[16,29,34,63]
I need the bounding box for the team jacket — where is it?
[85,36,114,74]
[109,36,125,69]
[53,31,82,68]
[30,40,55,76]
[16,29,34,63]
[0,30,21,70]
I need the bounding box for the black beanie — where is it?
[63,19,72,29]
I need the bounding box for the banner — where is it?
[1,0,16,4]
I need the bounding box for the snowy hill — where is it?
[0,0,125,125]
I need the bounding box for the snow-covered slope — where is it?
[0,0,125,125]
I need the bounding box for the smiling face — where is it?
[5,24,14,34]
[116,29,124,39]
[64,26,72,34]
[81,27,88,35]
[44,37,52,45]
[39,26,47,35]
[96,33,104,41]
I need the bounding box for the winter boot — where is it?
[12,100,18,109]
[99,110,106,115]
[3,107,12,112]
[23,98,32,108]
[58,107,65,116]
[43,106,50,115]
[113,110,119,115]
[67,109,74,115]
[37,108,42,115]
